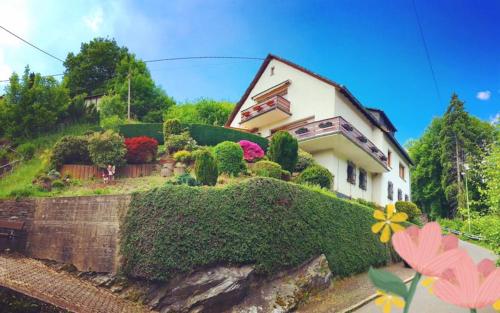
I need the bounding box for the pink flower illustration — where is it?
[392,222,466,277]
[434,256,500,309]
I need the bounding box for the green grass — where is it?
[0,123,99,199]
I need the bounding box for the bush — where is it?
[119,123,269,150]
[253,160,282,179]
[163,119,182,141]
[194,150,218,186]
[296,165,333,189]
[268,131,298,172]
[281,169,291,181]
[121,177,388,281]
[51,136,91,168]
[239,140,265,162]
[8,185,35,199]
[87,130,126,168]
[51,179,66,189]
[100,115,125,131]
[173,150,193,164]
[352,198,381,210]
[165,131,197,154]
[214,141,245,176]
[295,149,315,172]
[395,201,422,222]
[125,136,158,164]
[167,173,200,186]
[17,143,36,160]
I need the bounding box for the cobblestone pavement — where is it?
[0,254,151,313]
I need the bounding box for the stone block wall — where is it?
[0,195,131,273]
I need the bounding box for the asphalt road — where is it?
[355,240,498,313]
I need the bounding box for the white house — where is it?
[226,54,413,207]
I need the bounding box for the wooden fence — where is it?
[61,164,156,180]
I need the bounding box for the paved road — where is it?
[0,254,150,313]
[355,240,498,313]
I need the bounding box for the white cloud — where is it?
[476,90,491,101]
[0,0,30,47]
[0,51,13,80]
[83,7,104,33]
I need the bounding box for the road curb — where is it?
[340,275,415,313]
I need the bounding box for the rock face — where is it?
[144,255,331,313]
[146,265,255,313]
[229,254,332,313]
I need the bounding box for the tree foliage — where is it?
[409,94,497,218]
[0,67,70,140]
[194,149,218,186]
[268,131,298,172]
[163,98,234,126]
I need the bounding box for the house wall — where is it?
[230,59,336,137]
[230,57,411,206]
[312,149,373,202]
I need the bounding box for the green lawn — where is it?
[0,124,99,198]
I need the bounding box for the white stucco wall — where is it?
[230,59,336,137]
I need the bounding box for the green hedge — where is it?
[121,177,388,281]
[119,123,268,150]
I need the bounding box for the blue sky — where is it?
[0,0,498,144]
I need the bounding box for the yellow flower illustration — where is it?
[375,290,405,313]
[371,204,408,243]
[421,276,437,294]
[494,299,500,311]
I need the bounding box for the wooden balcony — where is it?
[240,95,291,128]
[287,116,389,172]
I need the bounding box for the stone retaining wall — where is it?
[0,195,131,273]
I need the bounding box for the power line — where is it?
[411,0,442,103]
[0,25,64,63]
[144,56,264,63]
[0,73,63,83]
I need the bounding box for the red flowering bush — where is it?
[125,136,158,164]
[239,140,264,162]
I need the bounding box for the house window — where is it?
[359,169,367,190]
[347,162,356,185]
[270,66,275,76]
[405,194,409,202]
[398,189,402,201]
[399,163,405,180]
[387,150,392,167]
[387,181,393,200]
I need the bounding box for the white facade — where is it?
[228,55,412,207]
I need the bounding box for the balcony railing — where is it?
[240,95,291,124]
[287,116,388,168]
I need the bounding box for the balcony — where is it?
[287,116,389,173]
[240,95,291,128]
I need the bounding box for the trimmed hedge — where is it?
[51,135,91,168]
[214,141,245,176]
[253,160,282,179]
[194,150,218,186]
[119,123,268,150]
[121,177,388,281]
[268,131,298,172]
[395,201,422,223]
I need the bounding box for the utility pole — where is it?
[127,69,131,120]
[463,163,471,233]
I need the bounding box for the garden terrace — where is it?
[287,116,389,172]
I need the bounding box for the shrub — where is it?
[395,201,422,222]
[100,115,125,131]
[163,119,182,141]
[173,150,193,164]
[239,140,265,162]
[51,179,66,189]
[167,173,200,186]
[352,198,381,210]
[119,123,269,150]
[8,185,35,199]
[165,132,197,154]
[17,143,36,160]
[121,177,388,281]
[51,136,91,168]
[294,149,315,172]
[125,136,158,164]
[281,169,291,181]
[214,141,245,176]
[87,130,126,168]
[296,165,333,189]
[194,150,218,186]
[253,160,282,179]
[268,131,298,172]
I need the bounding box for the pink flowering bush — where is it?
[239,140,264,162]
